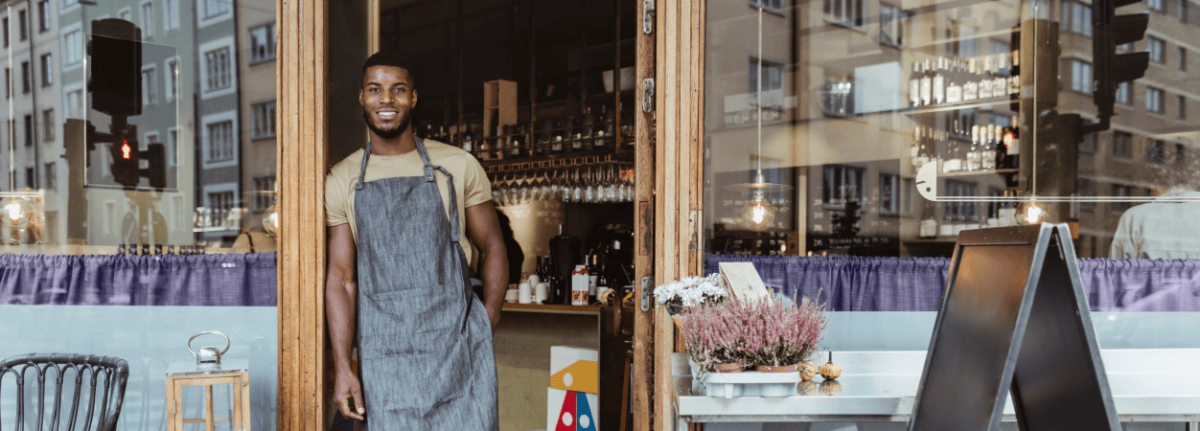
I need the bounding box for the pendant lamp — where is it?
[725,4,792,232]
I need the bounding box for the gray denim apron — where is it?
[353,137,499,430]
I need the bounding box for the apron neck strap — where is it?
[355,137,432,190]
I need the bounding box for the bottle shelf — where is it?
[901,98,1016,116]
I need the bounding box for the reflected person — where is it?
[1110,186,1200,259]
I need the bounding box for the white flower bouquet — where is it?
[653,274,729,317]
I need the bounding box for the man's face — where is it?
[359,65,417,140]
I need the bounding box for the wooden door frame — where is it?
[276,0,703,429]
[638,0,706,430]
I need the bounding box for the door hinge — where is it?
[640,276,654,311]
[642,78,655,114]
[643,0,655,34]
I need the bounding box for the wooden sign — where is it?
[718,262,771,303]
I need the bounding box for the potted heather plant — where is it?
[742,292,829,373]
[680,297,751,375]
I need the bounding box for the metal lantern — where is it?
[165,331,252,431]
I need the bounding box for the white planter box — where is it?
[703,371,803,398]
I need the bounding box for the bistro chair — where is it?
[0,353,130,431]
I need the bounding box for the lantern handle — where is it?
[187,331,231,356]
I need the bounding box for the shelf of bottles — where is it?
[421,105,636,168]
[905,48,1027,242]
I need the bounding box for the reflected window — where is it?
[204,47,232,92]
[879,173,899,216]
[3,18,8,47]
[253,176,276,212]
[252,101,276,139]
[1176,143,1186,164]
[21,61,30,93]
[1111,184,1133,211]
[63,29,82,65]
[1063,1,1093,37]
[1149,37,1165,63]
[1078,178,1095,212]
[66,90,82,118]
[1181,47,1188,70]
[1146,140,1166,164]
[250,24,275,63]
[750,0,785,13]
[38,0,49,33]
[879,4,908,47]
[204,0,231,20]
[206,120,235,162]
[1070,60,1092,93]
[4,68,8,99]
[140,1,154,39]
[207,191,236,227]
[823,165,867,207]
[19,10,27,41]
[1116,81,1131,104]
[164,0,180,31]
[42,109,53,141]
[1149,0,1164,12]
[26,168,35,189]
[141,65,158,106]
[1113,131,1133,158]
[749,57,784,112]
[821,70,854,116]
[1146,86,1164,113]
[45,162,56,191]
[40,54,52,86]
[824,0,863,27]
[1178,95,1187,119]
[24,115,32,147]
[165,58,179,102]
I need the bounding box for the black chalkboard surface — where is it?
[907,224,1119,431]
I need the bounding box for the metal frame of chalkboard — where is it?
[907,223,1120,431]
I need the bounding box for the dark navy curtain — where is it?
[707,255,1200,312]
[0,253,277,306]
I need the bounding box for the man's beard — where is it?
[363,110,409,140]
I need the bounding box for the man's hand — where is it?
[334,369,365,421]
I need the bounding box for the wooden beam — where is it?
[632,0,656,428]
[277,0,329,429]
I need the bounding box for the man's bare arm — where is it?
[326,224,364,420]
[465,202,508,331]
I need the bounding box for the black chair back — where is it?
[0,354,129,431]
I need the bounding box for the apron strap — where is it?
[354,140,372,191]
[415,138,463,243]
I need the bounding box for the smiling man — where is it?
[324,51,505,430]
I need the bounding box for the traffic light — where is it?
[107,134,167,190]
[1089,0,1150,132]
[90,19,142,117]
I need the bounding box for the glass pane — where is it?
[704,0,1200,351]
[1,0,279,429]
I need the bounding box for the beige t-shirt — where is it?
[325,139,492,262]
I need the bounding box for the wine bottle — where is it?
[963,59,979,101]
[933,57,946,105]
[909,62,920,106]
[1010,48,1021,96]
[1005,116,1020,169]
[967,125,981,171]
[982,124,998,170]
[911,125,922,168]
[946,59,963,104]
[979,57,994,100]
[920,59,933,106]
[993,124,1007,169]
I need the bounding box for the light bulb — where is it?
[1017,201,1047,225]
[262,204,279,237]
[741,192,776,232]
[0,197,33,228]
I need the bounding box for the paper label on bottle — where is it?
[920,77,932,105]
[1010,76,1020,95]
[910,80,921,106]
[943,159,962,172]
[963,82,978,101]
[946,85,962,104]
[979,80,993,99]
[933,75,945,104]
[994,78,1007,97]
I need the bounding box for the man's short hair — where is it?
[361,51,417,89]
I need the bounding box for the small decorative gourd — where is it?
[818,351,842,380]
[797,380,817,396]
[798,362,817,381]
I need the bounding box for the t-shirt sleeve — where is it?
[325,165,350,227]
[462,156,493,208]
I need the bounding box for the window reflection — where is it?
[1,0,276,254]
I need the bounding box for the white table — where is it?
[673,350,1200,428]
